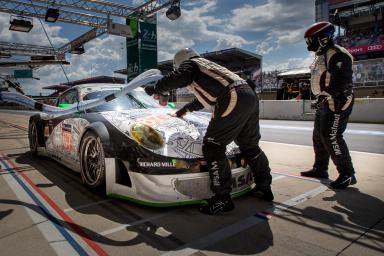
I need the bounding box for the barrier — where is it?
[259,98,384,123]
[176,98,384,124]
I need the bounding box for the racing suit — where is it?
[310,43,355,176]
[151,58,272,198]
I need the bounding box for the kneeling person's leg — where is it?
[202,139,232,197]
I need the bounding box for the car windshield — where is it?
[83,88,162,112]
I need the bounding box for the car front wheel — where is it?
[79,131,106,189]
[28,120,39,156]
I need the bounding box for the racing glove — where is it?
[334,94,349,113]
[311,95,327,110]
[175,106,188,117]
[144,85,156,96]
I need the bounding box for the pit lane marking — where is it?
[99,211,172,236]
[271,171,329,184]
[63,199,112,212]
[0,153,108,256]
[162,185,328,256]
[98,175,284,237]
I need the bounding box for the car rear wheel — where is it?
[28,120,39,156]
[80,131,106,189]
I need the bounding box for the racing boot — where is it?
[251,186,274,202]
[330,174,357,189]
[301,167,329,179]
[199,194,234,215]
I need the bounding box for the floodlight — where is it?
[166,1,181,21]
[45,8,60,23]
[9,15,33,32]
[0,53,12,58]
[70,45,85,55]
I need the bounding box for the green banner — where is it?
[125,19,157,81]
[14,69,33,78]
[139,21,157,73]
[126,18,139,81]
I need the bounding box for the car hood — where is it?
[101,108,239,158]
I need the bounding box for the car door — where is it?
[45,88,80,165]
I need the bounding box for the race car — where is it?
[28,83,253,206]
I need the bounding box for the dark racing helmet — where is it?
[173,48,200,70]
[304,21,335,52]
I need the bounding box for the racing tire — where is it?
[28,120,39,156]
[79,131,106,190]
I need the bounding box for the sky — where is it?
[0,0,317,95]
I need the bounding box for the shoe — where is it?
[301,168,329,179]
[330,174,357,189]
[199,195,234,215]
[251,187,274,202]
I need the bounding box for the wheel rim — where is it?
[30,122,37,150]
[82,136,104,186]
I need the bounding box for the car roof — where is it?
[77,83,124,93]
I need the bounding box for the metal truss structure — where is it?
[0,0,177,27]
[29,0,177,18]
[0,60,70,68]
[0,0,178,68]
[0,0,108,28]
[0,41,60,56]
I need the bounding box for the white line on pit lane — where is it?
[99,175,285,237]
[162,185,328,256]
[261,124,384,136]
[63,199,111,212]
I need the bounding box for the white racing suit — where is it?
[310,44,355,176]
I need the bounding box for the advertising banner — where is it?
[139,21,157,73]
[347,43,384,55]
[126,18,139,81]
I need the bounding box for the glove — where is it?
[175,107,188,117]
[334,94,348,113]
[144,85,155,96]
[311,95,327,110]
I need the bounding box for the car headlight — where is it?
[129,123,165,150]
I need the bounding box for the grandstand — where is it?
[316,0,384,93]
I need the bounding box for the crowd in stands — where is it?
[260,71,279,91]
[335,27,384,48]
[353,58,384,83]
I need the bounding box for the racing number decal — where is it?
[62,123,73,152]
[136,114,170,127]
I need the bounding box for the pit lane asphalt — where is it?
[0,111,383,256]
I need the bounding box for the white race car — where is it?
[28,84,253,206]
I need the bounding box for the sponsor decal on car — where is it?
[136,114,170,127]
[232,172,253,189]
[137,158,190,169]
[62,123,73,151]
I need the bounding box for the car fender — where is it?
[82,121,115,157]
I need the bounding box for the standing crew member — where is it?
[144,48,273,214]
[301,22,356,189]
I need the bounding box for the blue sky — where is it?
[0,0,316,95]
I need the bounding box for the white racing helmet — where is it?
[173,48,200,70]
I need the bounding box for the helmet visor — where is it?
[305,37,313,46]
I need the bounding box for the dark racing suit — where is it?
[152,58,272,197]
[310,43,355,176]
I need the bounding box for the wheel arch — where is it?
[80,121,114,157]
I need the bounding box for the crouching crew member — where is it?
[144,48,274,214]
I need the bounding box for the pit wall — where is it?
[175,98,384,124]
